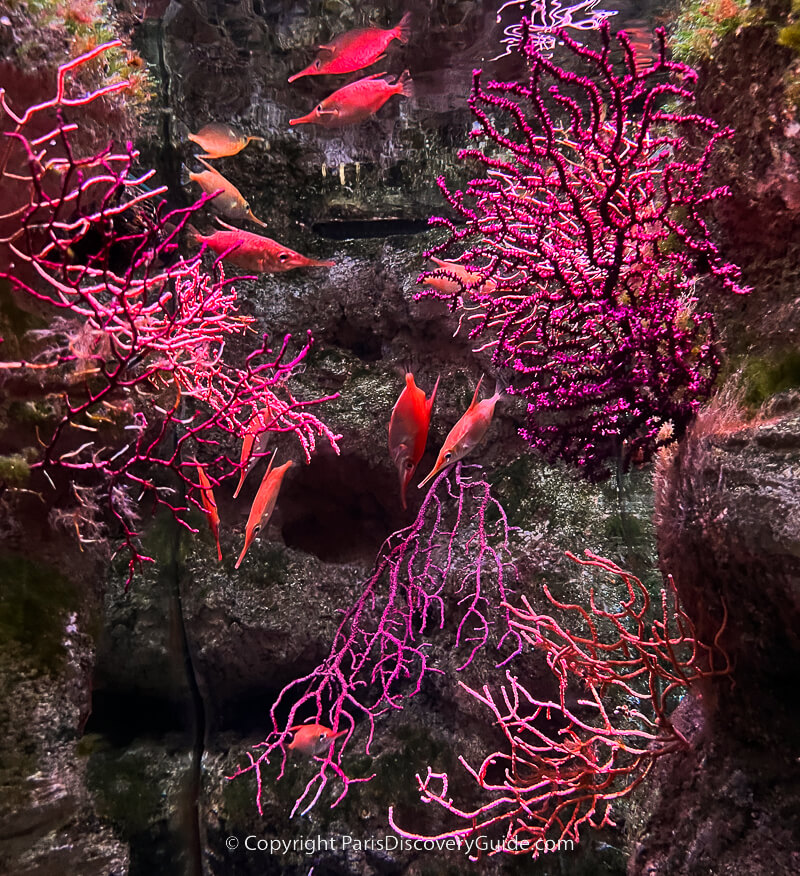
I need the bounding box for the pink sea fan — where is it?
[419,24,749,480]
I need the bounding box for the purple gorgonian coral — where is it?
[419,24,749,480]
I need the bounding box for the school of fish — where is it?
[184,14,416,273]
[185,19,505,753]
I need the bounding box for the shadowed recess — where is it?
[83,691,191,745]
[312,218,432,240]
[279,451,409,563]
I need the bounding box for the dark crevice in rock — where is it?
[279,451,409,563]
[83,691,191,744]
[325,317,383,361]
[312,219,432,240]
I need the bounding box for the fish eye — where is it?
[278,252,291,263]
[444,452,452,462]
[313,59,321,68]
[315,104,324,113]
[404,460,414,470]
[318,733,326,741]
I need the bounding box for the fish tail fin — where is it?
[186,223,204,247]
[396,69,414,100]
[395,11,412,44]
[488,372,510,406]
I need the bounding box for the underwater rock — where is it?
[632,404,800,875]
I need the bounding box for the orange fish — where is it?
[422,256,496,297]
[187,123,264,159]
[195,463,222,561]
[190,220,335,273]
[235,451,293,569]
[288,12,412,83]
[388,372,439,509]
[189,157,267,227]
[233,406,273,499]
[418,376,504,488]
[287,723,347,756]
[289,70,413,128]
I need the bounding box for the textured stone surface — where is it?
[628,402,800,875]
[5,1,799,875]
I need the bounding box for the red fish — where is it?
[195,463,222,561]
[289,70,413,128]
[235,452,293,569]
[188,123,264,159]
[418,376,504,488]
[388,372,439,509]
[189,157,268,227]
[288,12,412,82]
[190,220,335,273]
[233,406,273,499]
[287,723,347,756]
[422,256,496,297]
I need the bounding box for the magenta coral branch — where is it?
[418,23,749,479]
[229,463,522,816]
[0,44,340,586]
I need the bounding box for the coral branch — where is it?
[229,464,522,816]
[493,0,616,62]
[0,44,340,585]
[419,24,749,480]
[389,550,730,857]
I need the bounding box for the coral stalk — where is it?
[229,464,522,816]
[0,44,340,584]
[389,550,730,856]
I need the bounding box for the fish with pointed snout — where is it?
[235,452,293,569]
[190,220,335,273]
[388,372,439,509]
[418,376,504,488]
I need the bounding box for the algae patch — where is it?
[0,553,77,673]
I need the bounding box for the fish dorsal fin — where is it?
[263,447,278,480]
[214,217,243,232]
[427,376,440,413]
[467,375,484,411]
[195,155,221,176]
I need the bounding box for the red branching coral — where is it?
[0,43,340,584]
[419,24,749,480]
[229,463,523,817]
[388,550,730,856]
